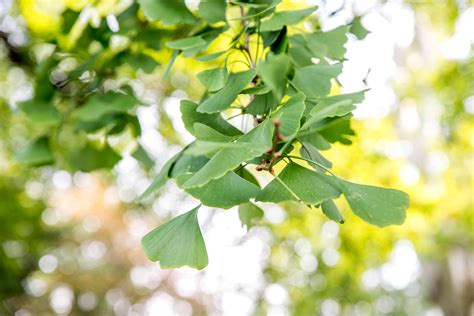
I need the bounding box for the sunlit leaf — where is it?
[142,205,208,269]
[166,36,207,51]
[198,0,226,23]
[74,91,138,122]
[258,53,291,101]
[256,163,341,204]
[138,0,196,24]
[239,202,264,228]
[350,16,369,40]
[321,200,344,223]
[260,7,317,32]
[197,67,228,92]
[176,172,260,209]
[138,150,184,201]
[339,180,409,227]
[197,68,257,113]
[193,123,235,142]
[18,100,61,127]
[272,92,305,138]
[292,63,343,98]
[306,26,349,60]
[181,100,242,137]
[182,119,274,188]
[15,137,54,166]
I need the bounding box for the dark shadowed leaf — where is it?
[142,205,208,269]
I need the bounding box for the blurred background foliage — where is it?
[0,0,473,315]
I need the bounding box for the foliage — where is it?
[5,0,410,270]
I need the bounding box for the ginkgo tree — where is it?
[14,0,409,270]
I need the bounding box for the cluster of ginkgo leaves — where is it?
[12,0,409,270]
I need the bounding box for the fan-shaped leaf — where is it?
[176,172,260,209]
[239,202,264,228]
[292,64,343,98]
[197,67,228,92]
[256,163,341,204]
[260,7,317,32]
[340,180,409,227]
[142,205,208,269]
[138,0,196,24]
[197,68,257,113]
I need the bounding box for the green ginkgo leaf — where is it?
[321,200,344,223]
[166,36,207,51]
[239,202,264,229]
[138,0,196,24]
[256,162,340,204]
[138,150,184,201]
[75,91,138,122]
[183,119,274,189]
[176,172,260,209]
[272,92,306,138]
[142,205,208,269]
[197,67,228,92]
[258,53,291,101]
[198,0,227,23]
[260,7,317,32]
[18,100,61,127]
[193,123,235,142]
[339,180,409,227]
[292,63,343,98]
[181,100,242,137]
[306,26,349,60]
[305,99,355,127]
[197,68,257,113]
[15,136,54,166]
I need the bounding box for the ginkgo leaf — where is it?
[306,99,355,126]
[138,0,196,24]
[197,68,257,113]
[176,172,260,209]
[68,143,121,172]
[15,137,54,166]
[182,119,274,189]
[18,100,61,127]
[197,67,228,92]
[300,142,332,169]
[292,64,343,98]
[166,36,207,51]
[340,180,409,227]
[181,100,242,137]
[258,53,291,101]
[239,202,264,229]
[306,26,349,60]
[246,92,277,115]
[198,0,226,23]
[350,17,369,40]
[321,200,344,223]
[241,85,271,95]
[256,163,341,204]
[170,154,209,178]
[260,7,317,32]
[142,205,208,269]
[74,91,138,122]
[193,123,235,142]
[138,150,184,201]
[272,92,306,138]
